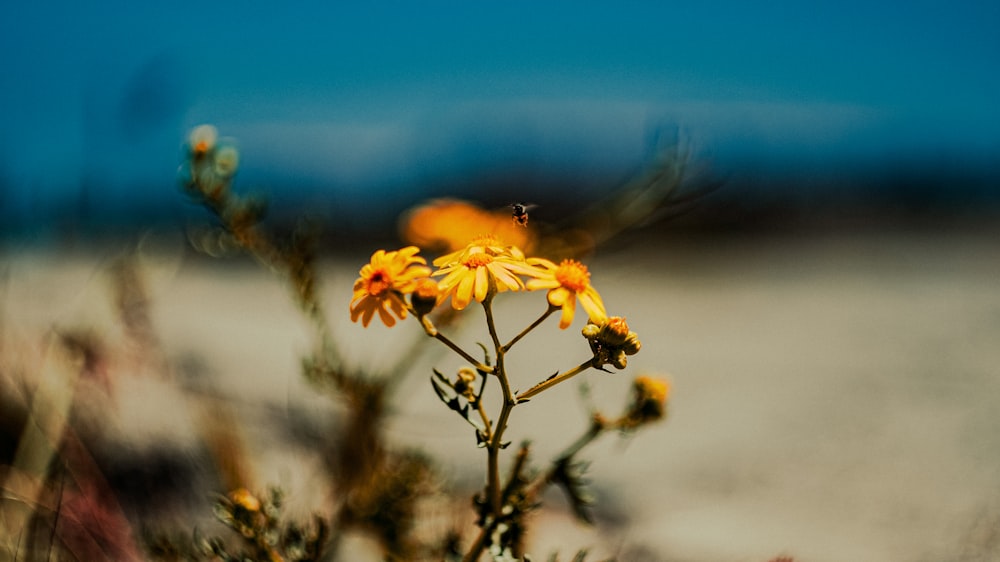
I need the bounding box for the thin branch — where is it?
[433,332,494,374]
[502,304,556,353]
[516,358,596,401]
[481,295,513,517]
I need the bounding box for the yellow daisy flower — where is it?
[635,375,670,406]
[350,246,431,327]
[526,258,607,329]
[400,198,536,254]
[621,375,670,427]
[433,235,541,310]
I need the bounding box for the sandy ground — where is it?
[3,227,1000,561]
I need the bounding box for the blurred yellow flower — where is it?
[635,375,669,404]
[433,235,541,310]
[228,487,261,513]
[526,258,607,328]
[622,375,670,427]
[350,246,431,327]
[400,199,536,254]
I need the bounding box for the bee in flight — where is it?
[510,203,536,227]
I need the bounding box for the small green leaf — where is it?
[476,342,492,367]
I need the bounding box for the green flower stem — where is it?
[516,358,596,401]
[421,316,494,374]
[482,295,516,518]
[502,304,557,353]
[474,398,491,432]
[436,333,494,374]
[463,443,533,562]
[482,296,512,403]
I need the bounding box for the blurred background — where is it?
[3,3,1000,561]
[1,0,998,238]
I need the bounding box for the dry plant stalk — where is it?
[1,122,683,561]
[175,124,678,561]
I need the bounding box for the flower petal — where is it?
[361,304,376,327]
[578,289,608,323]
[547,287,570,307]
[526,278,560,291]
[387,294,409,320]
[453,271,475,310]
[376,303,397,327]
[490,263,523,292]
[474,265,490,302]
[527,257,556,269]
[558,294,577,329]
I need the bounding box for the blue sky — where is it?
[1,1,998,227]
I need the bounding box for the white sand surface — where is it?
[3,228,999,561]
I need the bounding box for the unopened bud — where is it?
[623,332,642,355]
[213,145,240,177]
[410,278,440,317]
[189,124,218,158]
[598,316,630,346]
[455,366,477,396]
[611,349,628,369]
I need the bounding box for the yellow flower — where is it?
[399,199,536,254]
[433,233,511,266]
[350,246,431,327]
[635,375,669,405]
[526,258,607,329]
[433,235,541,310]
[621,375,670,427]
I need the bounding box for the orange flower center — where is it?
[366,269,392,296]
[555,260,590,293]
[463,253,494,268]
[471,234,502,248]
[465,234,507,256]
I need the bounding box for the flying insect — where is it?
[510,203,536,227]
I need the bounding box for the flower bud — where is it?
[410,278,440,317]
[623,332,642,355]
[598,316,630,346]
[581,323,601,340]
[189,124,218,158]
[454,366,478,396]
[213,145,240,177]
[611,349,628,370]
